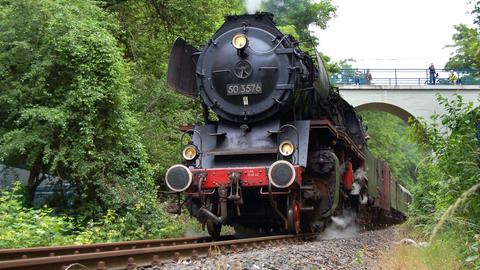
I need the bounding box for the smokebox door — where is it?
[167,37,199,97]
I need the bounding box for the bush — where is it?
[409,94,480,233]
[0,183,75,248]
[401,94,480,268]
[0,182,195,248]
[466,234,480,269]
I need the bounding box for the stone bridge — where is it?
[338,85,480,122]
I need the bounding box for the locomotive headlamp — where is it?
[279,140,295,157]
[165,164,192,192]
[182,145,198,161]
[232,33,248,49]
[268,160,296,188]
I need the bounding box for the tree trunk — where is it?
[26,154,44,206]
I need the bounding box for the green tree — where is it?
[445,24,480,71]
[104,0,242,183]
[445,0,480,73]
[263,0,336,47]
[0,0,152,215]
[360,111,421,186]
[262,0,337,73]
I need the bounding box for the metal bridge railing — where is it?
[332,68,480,86]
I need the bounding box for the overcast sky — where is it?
[313,0,475,69]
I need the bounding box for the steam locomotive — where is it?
[165,13,411,238]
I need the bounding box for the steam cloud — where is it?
[320,211,360,240]
[245,0,263,14]
[184,226,208,237]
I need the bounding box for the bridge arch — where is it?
[338,85,480,123]
[355,102,415,123]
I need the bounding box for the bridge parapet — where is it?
[339,85,480,91]
[333,68,480,86]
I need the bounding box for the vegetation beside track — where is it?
[380,227,468,270]
[366,2,480,267]
[362,95,479,269]
[0,183,196,248]
[0,0,339,247]
[369,94,479,269]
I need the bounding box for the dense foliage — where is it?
[366,97,479,269]
[360,111,421,186]
[0,183,188,248]
[104,0,241,184]
[445,0,480,74]
[409,94,480,229]
[263,0,336,46]
[0,0,340,246]
[406,94,480,268]
[0,0,158,217]
[0,184,75,247]
[445,24,480,71]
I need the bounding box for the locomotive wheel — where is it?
[206,220,222,239]
[287,193,301,234]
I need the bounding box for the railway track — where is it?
[0,234,312,270]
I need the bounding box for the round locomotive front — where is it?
[196,18,296,123]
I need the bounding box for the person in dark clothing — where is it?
[366,69,372,84]
[428,63,436,85]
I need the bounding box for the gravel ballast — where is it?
[148,227,398,270]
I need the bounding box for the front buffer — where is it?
[166,162,304,238]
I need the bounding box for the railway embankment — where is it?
[159,228,399,270]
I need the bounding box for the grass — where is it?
[379,227,469,270]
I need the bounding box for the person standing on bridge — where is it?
[366,69,372,85]
[428,63,436,85]
[354,68,362,85]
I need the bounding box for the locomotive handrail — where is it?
[260,187,291,195]
[248,35,288,55]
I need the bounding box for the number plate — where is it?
[226,83,262,96]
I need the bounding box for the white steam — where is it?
[245,0,264,14]
[320,211,360,240]
[183,225,208,237]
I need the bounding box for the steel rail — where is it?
[0,234,311,270]
[0,235,234,261]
